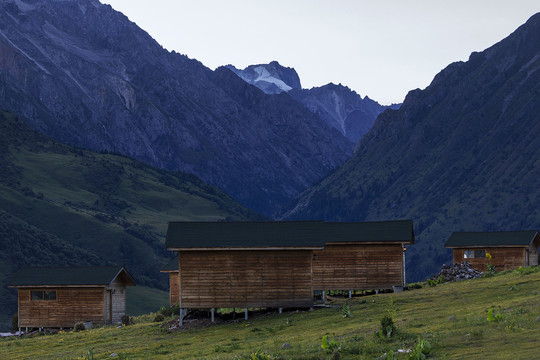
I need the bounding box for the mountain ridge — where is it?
[0,0,352,216]
[282,12,540,280]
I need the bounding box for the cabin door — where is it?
[105,290,112,324]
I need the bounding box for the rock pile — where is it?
[431,261,483,282]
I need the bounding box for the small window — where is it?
[31,291,43,300]
[30,290,56,301]
[464,250,485,259]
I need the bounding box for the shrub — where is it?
[341,304,353,318]
[250,349,273,360]
[11,313,18,332]
[380,315,395,338]
[153,314,165,322]
[321,334,341,353]
[74,322,86,332]
[408,337,431,359]
[121,315,131,326]
[487,307,503,322]
[160,304,180,317]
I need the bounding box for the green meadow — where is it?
[1,267,539,359]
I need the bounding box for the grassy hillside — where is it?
[1,268,539,359]
[0,110,260,330]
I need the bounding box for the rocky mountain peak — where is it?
[225,61,301,94]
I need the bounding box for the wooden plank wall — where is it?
[108,278,126,324]
[453,247,526,271]
[312,244,403,290]
[169,272,179,305]
[178,250,313,308]
[18,288,104,328]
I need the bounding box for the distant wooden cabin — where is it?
[445,231,540,271]
[8,266,136,329]
[165,220,413,313]
[160,257,179,306]
[312,221,414,291]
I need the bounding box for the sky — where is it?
[102,1,539,105]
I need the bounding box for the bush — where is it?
[341,304,353,318]
[153,314,165,322]
[380,315,395,338]
[408,337,431,359]
[159,304,180,317]
[121,315,131,326]
[74,322,86,332]
[11,313,18,332]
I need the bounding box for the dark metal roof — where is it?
[445,231,538,248]
[322,220,414,243]
[165,220,414,249]
[160,257,178,272]
[8,266,136,287]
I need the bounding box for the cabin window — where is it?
[30,290,56,301]
[464,250,486,258]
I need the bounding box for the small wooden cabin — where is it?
[8,266,136,329]
[312,220,414,291]
[445,231,540,271]
[165,222,324,310]
[160,257,179,306]
[165,220,414,313]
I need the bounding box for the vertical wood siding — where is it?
[169,272,179,305]
[18,288,104,328]
[312,244,403,290]
[108,278,126,324]
[178,250,313,308]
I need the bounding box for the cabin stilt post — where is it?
[245,308,248,320]
[179,309,183,327]
[211,308,215,323]
[279,308,282,314]
[348,290,352,298]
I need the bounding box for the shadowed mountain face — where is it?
[283,13,540,281]
[226,61,398,144]
[0,0,352,216]
[289,84,400,143]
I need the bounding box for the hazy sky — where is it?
[102,1,539,104]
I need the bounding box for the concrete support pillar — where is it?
[245,308,248,320]
[322,290,326,302]
[375,290,379,295]
[179,308,183,327]
[279,308,283,314]
[211,308,215,323]
[348,290,352,298]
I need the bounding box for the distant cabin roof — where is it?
[160,257,178,272]
[165,220,414,250]
[8,266,136,287]
[445,231,539,248]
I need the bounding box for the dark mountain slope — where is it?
[0,0,351,216]
[289,83,399,143]
[0,110,259,330]
[283,13,540,280]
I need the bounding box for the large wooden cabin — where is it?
[8,266,136,329]
[165,222,324,310]
[445,231,540,271]
[160,257,179,306]
[312,221,414,291]
[165,220,414,314]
